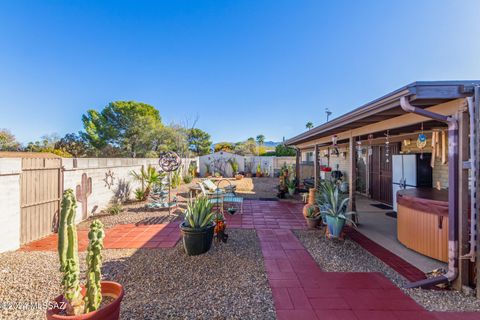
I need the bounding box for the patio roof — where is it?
[285,80,480,147]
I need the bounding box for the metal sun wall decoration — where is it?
[103,170,115,189]
[159,151,182,215]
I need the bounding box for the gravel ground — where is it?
[0,229,274,319]
[294,229,480,312]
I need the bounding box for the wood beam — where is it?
[348,135,357,216]
[295,99,467,149]
[314,144,319,189]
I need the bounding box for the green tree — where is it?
[55,133,91,157]
[0,129,20,151]
[187,128,211,156]
[275,143,296,156]
[256,134,265,146]
[81,101,163,157]
[214,142,234,153]
[25,133,72,157]
[306,122,314,130]
[233,139,257,155]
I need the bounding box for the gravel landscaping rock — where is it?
[294,229,480,312]
[0,229,274,319]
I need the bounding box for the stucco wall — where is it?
[0,159,21,253]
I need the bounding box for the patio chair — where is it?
[202,178,236,195]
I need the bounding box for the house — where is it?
[285,81,480,292]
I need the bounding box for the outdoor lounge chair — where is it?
[198,183,243,214]
[202,178,236,195]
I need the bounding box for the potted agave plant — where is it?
[180,197,216,256]
[318,180,356,238]
[47,189,124,320]
[286,178,296,196]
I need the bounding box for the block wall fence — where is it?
[0,157,197,253]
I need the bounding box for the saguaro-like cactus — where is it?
[58,189,84,315]
[76,173,92,219]
[84,219,105,313]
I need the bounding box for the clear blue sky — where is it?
[0,0,479,144]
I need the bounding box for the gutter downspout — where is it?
[400,96,459,289]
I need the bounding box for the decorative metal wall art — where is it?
[103,170,115,189]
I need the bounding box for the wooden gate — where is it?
[369,143,399,205]
[20,157,62,244]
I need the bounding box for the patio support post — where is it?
[475,86,480,299]
[295,148,300,188]
[455,110,470,290]
[348,135,357,217]
[314,144,319,189]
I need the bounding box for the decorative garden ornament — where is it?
[384,130,390,163]
[159,151,182,215]
[417,123,427,159]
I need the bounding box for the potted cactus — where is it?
[286,178,296,196]
[47,189,124,320]
[180,197,216,256]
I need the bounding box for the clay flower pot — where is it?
[305,217,320,229]
[46,281,124,320]
[234,174,244,180]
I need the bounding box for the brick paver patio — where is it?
[19,200,480,319]
[21,221,181,251]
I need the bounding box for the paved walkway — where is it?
[21,221,181,251]
[20,200,480,319]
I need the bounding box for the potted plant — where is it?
[180,197,216,255]
[256,164,262,177]
[286,178,296,196]
[304,205,320,229]
[228,158,239,177]
[318,180,356,238]
[47,189,124,320]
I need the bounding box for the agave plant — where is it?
[317,180,356,225]
[184,197,215,229]
[305,205,320,219]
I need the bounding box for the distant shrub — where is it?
[183,174,193,184]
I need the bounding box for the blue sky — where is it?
[0,0,479,144]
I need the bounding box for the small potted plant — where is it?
[318,181,356,238]
[256,164,262,177]
[47,189,124,320]
[304,205,321,229]
[180,197,216,255]
[286,178,296,196]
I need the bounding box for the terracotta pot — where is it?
[235,174,244,180]
[305,217,320,229]
[308,188,316,205]
[46,281,124,320]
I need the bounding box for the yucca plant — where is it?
[130,165,163,200]
[184,197,215,229]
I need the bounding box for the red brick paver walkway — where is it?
[235,200,480,320]
[21,221,181,251]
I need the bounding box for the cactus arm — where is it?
[84,219,105,313]
[58,189,84,315]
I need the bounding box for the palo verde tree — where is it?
[0,129,20,151]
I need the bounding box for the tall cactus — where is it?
[58,189,84,315]
[84,219,105,313]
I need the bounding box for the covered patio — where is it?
[286,81,480,292]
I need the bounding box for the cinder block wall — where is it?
[63,158,161,224]
[0,157,197,252]
[0,159,21,253]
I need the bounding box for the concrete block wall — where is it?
[0,159,22,253]
[63,158,161,223]
[0,157,197,252]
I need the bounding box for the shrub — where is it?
[183,174,193,184]
[106,202,123,215]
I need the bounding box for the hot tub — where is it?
[396,188,448,262]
